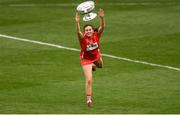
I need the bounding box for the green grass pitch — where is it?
[0,0,180,113]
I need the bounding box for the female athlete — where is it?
[75,8,105,108]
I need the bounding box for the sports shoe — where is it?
[87,99,92,108]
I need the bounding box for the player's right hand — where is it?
[75,12,80,23]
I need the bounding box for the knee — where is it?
[99,63,103,68]
[97,63,103,68]
[95,59,103,68]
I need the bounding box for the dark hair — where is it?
[94,26,99,32]
[83,24,94,32]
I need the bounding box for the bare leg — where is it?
[92,63,96,71]
[82,64,93,107]
[93,57,103,68]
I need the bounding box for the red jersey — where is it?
[79,32,101,65]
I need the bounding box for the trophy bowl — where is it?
[76,1,97,21]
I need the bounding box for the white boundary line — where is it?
[0,33,180,72]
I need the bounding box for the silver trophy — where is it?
[76,1,97,21]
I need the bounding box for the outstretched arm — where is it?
[75,13,83,40]
[98,8,105,36]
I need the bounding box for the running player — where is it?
[75,8,105,108]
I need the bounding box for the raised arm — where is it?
[98,8,105,36]
[75,12,83,40]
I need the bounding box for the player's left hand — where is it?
[98,8,104,18]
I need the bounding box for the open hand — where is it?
[98,8,104,18]
[75,12,80,23]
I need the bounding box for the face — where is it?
[84,26,94,37]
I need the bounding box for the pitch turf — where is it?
[0,0,180,114]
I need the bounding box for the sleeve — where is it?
[95,32,101,41]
